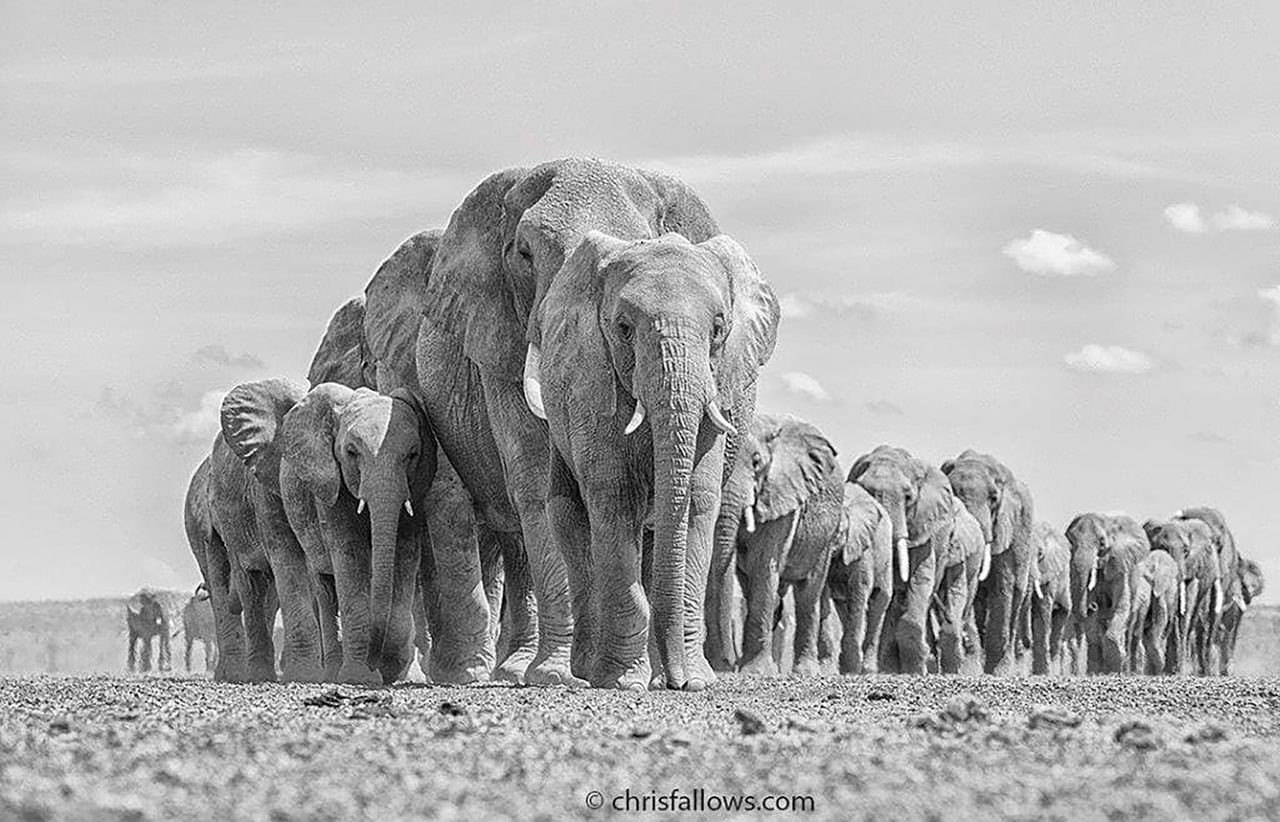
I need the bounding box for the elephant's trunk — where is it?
[705,457,752,670]
[366,474,408,669]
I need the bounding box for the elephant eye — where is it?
[517,241,533,265]
[711,313,727,346]
[616,317,634,342]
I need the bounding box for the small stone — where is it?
[629,727,653,739]
[666,730,693,747]
[1028,705,1082,730]
[785,716,818,733]
[47,717,73,735]
[734,708,766,736]
[438,701,467,717]
[1183,724,1228,745]
[942,693,987,724]
[1114,719,1162,751]
[302,689,344,708]
[866,689,896,702]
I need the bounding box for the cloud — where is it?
[775,291,917,321]
[780,372,830,402]
[777,294,815,319]
[192,344,265,370]
[1003,230,1116,277]
[171,390,230,444]
[94,384,228,444]
[1062,344,1155,375]
[1163,203,1207,233]
[864,400,904,416]
[1213,205,1275,231]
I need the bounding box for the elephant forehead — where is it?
[340,394,394,440]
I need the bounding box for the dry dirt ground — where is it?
[2,674,1279,821]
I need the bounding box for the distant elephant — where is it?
[417,159,728,688]
[1143,518,1221,675]
[941,451,1032,675]
[1028,522,1071,675]
[825,483,893,674]
[1126,550,1179,674]
[1221,557,1265,673]
[1173,507,1260,675]
[1066,512,1151,674]
[536,231,779,690]
[705,413,842,677]
[848,446,957,674]
[181,583,217,673]
[125,588,171,673]
[928,496,986,674]
[222,379,435,686]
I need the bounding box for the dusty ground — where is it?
[2,674,1279,821]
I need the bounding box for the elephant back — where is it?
[308,296,374,389]
[835,483,891,567]
[364,229,442,394]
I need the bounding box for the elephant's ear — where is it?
[391,388,437,498]
[914,465,955,546]
[840,483,886,565]
[424,167,530,379]
[364,230,441,393]
[755,417,837,520]
[638,169,721,242]
[847,451,874,483]
[307,296,373,389]
[701,235,780,419]
[940,458,956,476]
[1240,558,1265,603]
[281,383,352,508]
[537,231,627,420]
[220,379,308,493]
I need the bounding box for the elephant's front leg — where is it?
[127,631,137,673]
[581,484,649,691]
[936,562,967,675]
[495,533,539,682]
[1030,591,1051,675]
[982,549,1018,675]
[312,573,341,681]
[159,626,172,672]
[547,450,597,685]
[790,572,826,677]
[330,542,381,686]
[478,528,505,670]
[140,636,152,673]
[1101,584,1131,674]
[895,544,938,675]
[738,525,783,677]
[421,516,490,685]
[240,570,278,683]
[203,533,246,682]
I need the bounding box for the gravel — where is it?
[3,674,1279,820]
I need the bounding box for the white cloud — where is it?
[1003,230,1116,277]
[1164,202,1207,233]
[1213,205,1276,231]
[780,372,830,402]
[1063,345,1155,375]
[777,294,815,319]
[171,389,229,444]
[1260,285,1280,346]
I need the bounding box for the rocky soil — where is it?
[2,674,1279,821]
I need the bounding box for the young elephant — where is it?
[707,413,844,677]
[181,584,217,673]
[1127,550,1180,675]
[222,380,437,686]
[848,445,956,674]
[825,483,893,674]
[1143,518,1220,675]
[1028,522,1071,675]
[1066,512,1151,674]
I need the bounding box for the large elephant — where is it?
[941,450,1032,675]
[825,483,893,674]
[848,446,957,674]
[704,413,842,677]
[1028,522,1071,675]
[534,231,778,690]
[416,159,735,688]
[1065,512,1150,674]
[1173,507,1261,675]
[1143,518,1220,675]
[1126,549,1179,675]
[181,584,217,673]
[125,588,172,673]
[183,457,249,681]
[222,379,437,685]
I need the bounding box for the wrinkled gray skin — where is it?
[537,232,778,690]
[928,497,986,674]
[1126,549,1179,675]
[1066,512,1150,674]
[1143,518,1221,675]
[826,483,893,674]
[941,450,1034,675]
[1174,507,1263,675]
[849,446,957,674]
[705,413,842,678]
[181,584,217,673]
[222,380,436,686]
[1028,522,1071,675]
[125,589,171,673]
[183,457,249,682]
[419,159,741,688]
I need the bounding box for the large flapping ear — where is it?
[423,167,531,380]
[307,296,372,389]
[913,464,955,546]
[537,231,631,420]
[839,483,887,565]
[638,169,721,242]
[281,383,352,508]
[220,379,307,493]
[755,417,838,520]
[1240,558,1265,603]
[701,235,780,413]
[391,387,437,496]
[364,229,441,393]
[847,448,880,482]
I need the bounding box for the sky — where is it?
[1,2,1278,602]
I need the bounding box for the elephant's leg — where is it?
[770,587,793,674]
[477,526,504,671]
[240,570,278,683]
[791,574,825,677]
[739,527,783,677]
[422,500,491,685]
[184,636,193,673]
[159,626,171,672]
[1049,605,1068,674]
[1031,593,1051,675]
[937,563,967,675]
[270,562,324,683]
[547,451,597,686]
[839,563,873,674]
[127,631,137,673]
[204,532,246,682]
[313,573,341,681]
[816,587,837,670]
[140,635,153,673]
[1101,585,1131,674]
[705,497,744,673]
[494,532,538,682]
[982,549,1017,675]
[330,543,380,686]
[580,485,648,691]
[895,545,937,675]
[1144,600,1170,675]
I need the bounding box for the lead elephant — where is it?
[825,483,893,674]
[181,584,217,673]
[417,159,733,688]
[1066,512,1150,674]
[1143,518,1220,675]
[705,413,843,677]
[1028,522,1071,675]
[534,231,778,690]
[125,588,172,673]
[941,451,1033,675]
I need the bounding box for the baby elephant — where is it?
[223,381,435,686]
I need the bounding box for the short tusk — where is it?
[357,499,366,515]
[522,345,547,421]
[624,400,646,435]
[404,500,414,517]
[1213,579,1223,615]
[1087,564,1097,593]
[895,537,910,584]
[1033,579,1042,599]
[1178,580,1186,616]
[705,401,736,437]
[743,505,756,534]
[978,542,992,582]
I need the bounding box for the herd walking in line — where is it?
[172,158,1264,689]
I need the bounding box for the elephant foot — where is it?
[707,654,736,673]
[245,661,278,684]
[593,656,650,691]
[493,647,536,685]
[527,645,588,688]
[322,661,342,683]
[739,654,780,678]
[338,662,383,688]
[281,662,327,684]
[791,657,822,678]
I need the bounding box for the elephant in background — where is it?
[1066,512,1150,674]
[848,446,957,674]
[928,496,985,674]
[536,230,779,690]
[1173,507,1260,675]
[308,294,377,389]
[941,450,1032,675]
[125,588,172,673]
[705,412,843,677]
[1028,522,1071,675]
[222,379,437,686]
[418,158,727,688]
[1143,518,1220,675]
[1126,550,1179,675]
[181,584,217,673]
[825,483,893,674]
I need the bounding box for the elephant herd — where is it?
[124,585,216,674]
[178,158,1263,690]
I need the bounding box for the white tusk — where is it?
[1178,580,1186,616]
[743,505,756,534]
[978,542,992,582]
[404,500,414,517]
[1087,564,1097,593]
[624,400,646,435]
[522,345,547,421]
[705,401,737,437]
[1033,579,1042,600]
[1213,579,1223,615]
[357,499,366,515]
[895,537,910,584]
[1172,509,1184,519]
